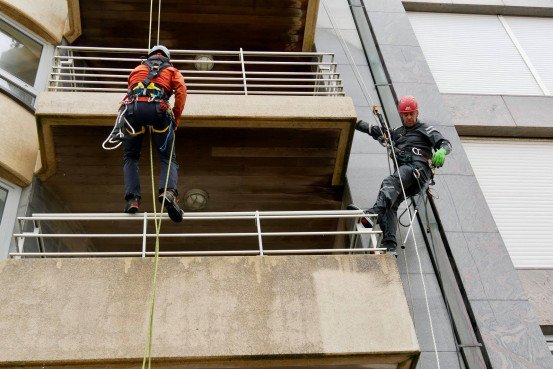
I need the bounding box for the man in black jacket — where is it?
[349,96,452,254]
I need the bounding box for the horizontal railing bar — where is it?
[241,91,345,95]
[14,229,380,238]
[9,248,384,258]
[54,56,238,64]
[48,86,127,92]
[21,210,374,219]
[51,75,343,83]
[50,80,127,85]
[14,233,258,238]
[53,66,134,73]
[55,56,337,67]
[53,67,339,77]
[16,213,372,221]
[52,73,129,79]
[245,71,339,76]
[55,46,335,57]
[244,78,342,82]
[8,251,259,257]
[245,84,343,89]
[265,248,387,254]
[47,87,345,95]
[49,81,344,90]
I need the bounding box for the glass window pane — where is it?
[0,75,35,106]
[0,19,42,86]
[0,186,8,223]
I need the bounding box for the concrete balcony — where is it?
[33,47,356,253]
[0,254,419,369]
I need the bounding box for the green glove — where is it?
[432,148,447,167]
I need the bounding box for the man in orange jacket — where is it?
[121,45,187,222]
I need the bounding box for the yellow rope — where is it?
[142,2,172,367]
[142,126,176,369]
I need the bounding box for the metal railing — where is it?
[48,46,345,96]
[11,210,383,258]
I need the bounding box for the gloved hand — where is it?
[432,148,447,167]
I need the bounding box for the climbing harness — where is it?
[323,1,443,368]
[127,57,172,101]
[102,55,175,151]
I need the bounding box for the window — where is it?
[0,186,7,222]
[0,20,42,85]
[408,12,552,96]
[0,179,21,259]
[0,15,54,108]
[461,138,553,268]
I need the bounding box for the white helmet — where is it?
[148,45,170,58]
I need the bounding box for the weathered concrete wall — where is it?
[35,92,358,121]
[0,92,38,186]
[0,255,419,367]
[0,0,69,43]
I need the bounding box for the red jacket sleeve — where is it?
[170,68,187,126]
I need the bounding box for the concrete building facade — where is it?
[0,1,551,369]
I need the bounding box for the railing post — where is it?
[33,220,45,257]
[239,48,248,95]
[255,211,263,256]
[349,215,360,250]
[142,212,148,258]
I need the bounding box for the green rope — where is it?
[142,126,176,369]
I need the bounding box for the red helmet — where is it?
[398,95,418,113]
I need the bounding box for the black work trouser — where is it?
[368,161,432,249]
[122,101,179,200]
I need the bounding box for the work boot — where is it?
[346,204,375,228]
[124,196,140,214]
[158,189,184,223]
[381,240,398,258]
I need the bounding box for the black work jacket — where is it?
[357,120,452,164]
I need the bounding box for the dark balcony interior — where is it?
[39,124,346,253]
[75,0,316,52]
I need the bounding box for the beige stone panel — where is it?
[0,255,419,366]
[0,93,38,186]
[0,0,68,43]
[35,92,357,121]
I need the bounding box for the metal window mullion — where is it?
[499,15,551,96]
[0,69,37,95]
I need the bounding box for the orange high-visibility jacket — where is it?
[128,58,187,126]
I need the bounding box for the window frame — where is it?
[0,178,21,259]
[0,12,55,106]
